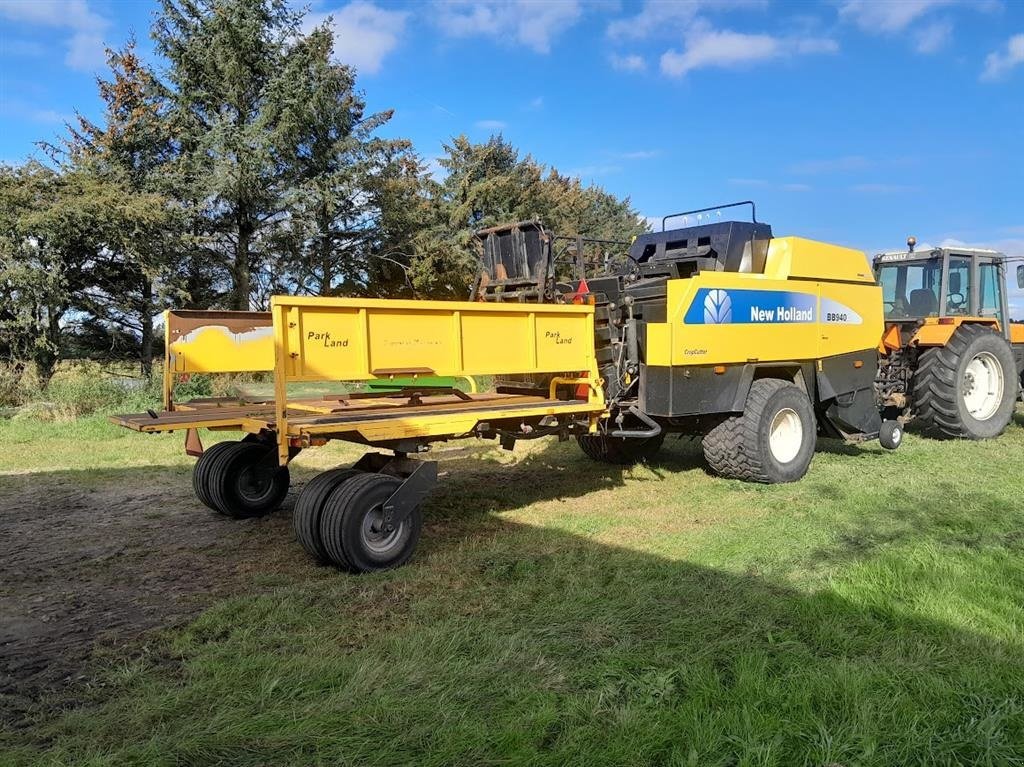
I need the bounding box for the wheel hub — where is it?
[362,506,402,554]
[961,351,1004,421]
[768,407,803,464]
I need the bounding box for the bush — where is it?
[0,363,42,409]
[45,363,133,416]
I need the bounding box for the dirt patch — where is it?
[0,465,314,725]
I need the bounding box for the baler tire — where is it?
[293,468,363,563]
[702,379,816,484]
[319,472,422,573]
[207,442,290,519]
[192,441,239,511]
[576,432,665,465]
[912,324,1017,440]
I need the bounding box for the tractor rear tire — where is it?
[702,379,816,484]
[293,468,363,563]
[576,432,665,465]
[912,324,1017,440]
[319,472,422,573]
[207,442,290,518]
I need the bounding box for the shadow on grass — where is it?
[3,438,1023,765]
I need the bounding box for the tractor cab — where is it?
[872,241,1010,339]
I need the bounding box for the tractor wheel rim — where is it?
[768,407,803,464]
[962,351,1004,421]
[362,507,402,554]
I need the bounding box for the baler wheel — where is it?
[702,379,815,484]
[319,472,423,573]
[206,442,290,518]
[293,468,363,563]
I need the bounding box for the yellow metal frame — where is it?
[120,298,607,466]
[269,296,604,464]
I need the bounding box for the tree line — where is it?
[0,0,645,382]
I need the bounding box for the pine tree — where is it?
[153,0,302,309]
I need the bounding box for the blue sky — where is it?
[1,0,1022,264]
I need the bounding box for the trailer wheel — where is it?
[293,468,363,563]
[576,432,665,465]
[319,472,422,573]
[192,441,239,510]
[207,442,290,518]
[702,379,815,484]
[912,324,1017,440]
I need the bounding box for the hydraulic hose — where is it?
[609,405,662,439]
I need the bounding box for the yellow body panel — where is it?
[272,296,597,381]
[646,237,883,367]
[762,237,876,283]
[165,310,273,373]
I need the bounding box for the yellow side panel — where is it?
[462,312,532,371]
[166,310,274,373]
[818,282,884,358]
[535,313,590,370]
[646,271,882,367]
[764,237,876,283]
[274,296,596,381]
[1011,323,1024,345]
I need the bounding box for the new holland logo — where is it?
[703,289,732,324]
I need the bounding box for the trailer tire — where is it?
[576,432,665,465]
[912,324,1017,440]
[207,442,290,519]
[702,378,815,484]
[319,472,422,573]
[293,468,363,563]
[192,441,239,511]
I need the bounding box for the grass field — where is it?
[2,411,1024,766]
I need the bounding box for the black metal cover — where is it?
[628,220,773,274]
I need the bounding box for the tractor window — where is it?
[946,257,972,315]
[877,258,941,318]
[979,262,1005,324]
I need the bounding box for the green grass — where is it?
[3,413,1024,766]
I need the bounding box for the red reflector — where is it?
[938,318,955,325]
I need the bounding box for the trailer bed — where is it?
[112,390,599,445]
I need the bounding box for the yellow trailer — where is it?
[113,297,607,572]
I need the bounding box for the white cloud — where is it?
[525,96,544,111]
[610,53,647,72]
[839,1,992,55]
[914,20,952,53]
[607,0,767,42]
[436,0,582,54]
[0,0,109,72]
[306,2,409,74]
[660,23,837,78]
[838,0,955,33]
[475,119,507,130]
[981,34,1024,81]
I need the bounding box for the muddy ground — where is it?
[0,464,317,725]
